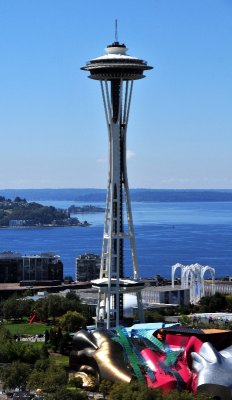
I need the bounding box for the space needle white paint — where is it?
[81,25,152,328]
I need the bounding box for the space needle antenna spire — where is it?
[115,19,118,42]
[81,33,153,329]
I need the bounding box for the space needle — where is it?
[81,26,152,328]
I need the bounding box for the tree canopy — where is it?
[1,361,31,391]
[60,311,87,333]
[44,387,88,400]
[0,196,82,227]
[107,382,212,400]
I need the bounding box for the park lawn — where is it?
[24,341,45,349]
[4,321,50,336]
[49,354,69,367]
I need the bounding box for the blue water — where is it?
[0,201,232,279]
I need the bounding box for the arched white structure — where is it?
[171,263,185,288]
[172,263,215,304]
[201,266,215,297]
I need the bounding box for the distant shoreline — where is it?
[0,196,92,229]
[1,188,232,203]
[0,223,91,230]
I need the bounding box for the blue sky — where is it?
[0,0,231,189]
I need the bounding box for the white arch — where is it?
[171,263,215,304]
[184,267,194,302]
[193,263,203,303]
[172,263,185,288]
[201,265,215,297]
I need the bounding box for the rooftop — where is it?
[81,40,152,80]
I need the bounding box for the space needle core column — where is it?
[81,39,152,328]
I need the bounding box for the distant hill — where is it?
[0,196,87,227]
[1,189,232,202]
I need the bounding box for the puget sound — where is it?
[0,199,232,280]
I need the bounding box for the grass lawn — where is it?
[49,354,69,367]
[25,341,45,349]
[3,321,51,336]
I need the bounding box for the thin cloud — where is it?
[96,158,107,163]
[127,149,136,160]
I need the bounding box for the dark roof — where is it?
[107,41,126,48]
[164,325,204,335]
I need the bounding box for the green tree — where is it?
[44,329,50,343]
[42,365,68,393]
[226,295,232,311]
[60,311,86,333]
[48,328,57,351]
[28,365,67,393]
[16,341,41,363]
[63,292,93,324]
[27,370,46,392]
[47,295,64,319]
[145,310,165,323]
[17,298,34,318]
[39,344,49,360]
[35,298,49,321]
[178,315,192,325]
[199,292,227,313]
[69,376,83,389]
[1,361,31,390]
[108,382,162,400]
[2,296,19,320]
[57,332,71,354]
[165,391,211,400]
[208,292,227,312]
[0,336,41,364]
[33,292,92,325]
[99,379,114,399]
[63,292,85,313]
[108,383,212,400]
[44,387,88,400]
[0,324,12,341]
[34,358,50,372]
[14,197,26,203]
[2,296,33,320]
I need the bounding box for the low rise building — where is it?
[141,285,190,306]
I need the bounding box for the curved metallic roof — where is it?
[81,41,153,79]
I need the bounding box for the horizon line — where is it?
[0,188,232,191]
